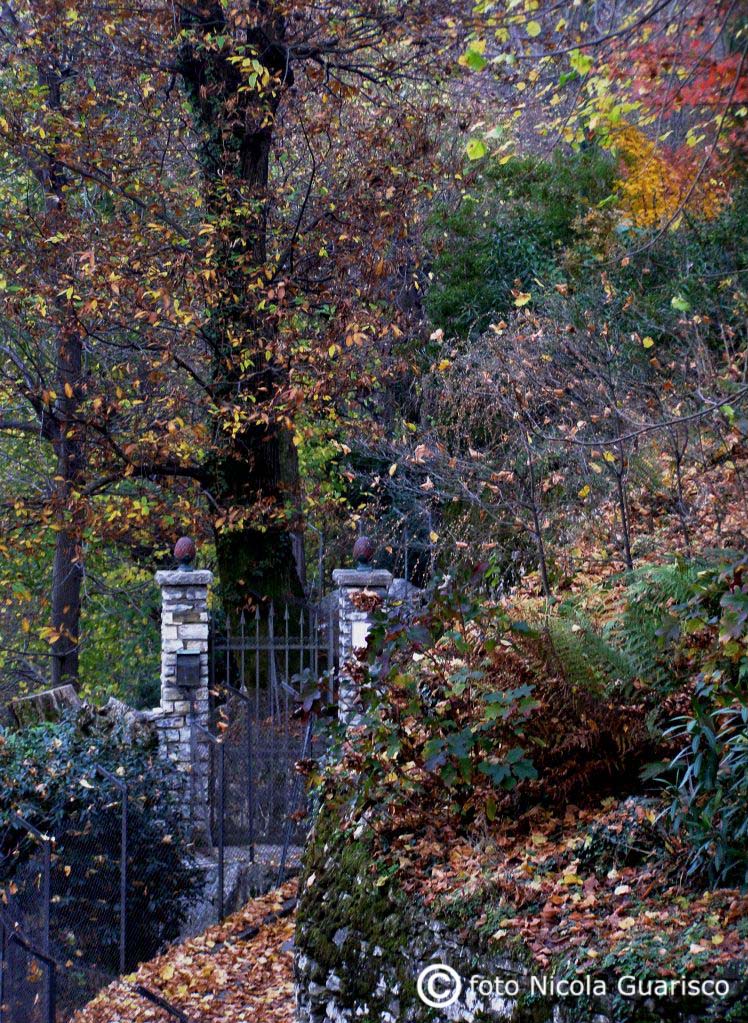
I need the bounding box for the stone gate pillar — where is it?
[332,537,392,725]
[155,537,212,842]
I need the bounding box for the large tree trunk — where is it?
[50,321,85,688]
[179,3,303,617]
[37,62,87,688]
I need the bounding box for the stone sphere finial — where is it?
[353,535,375,571]
[174,536,196,570]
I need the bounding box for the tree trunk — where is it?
[50,323,85,688]
[179,3,303,618]
[40,64,86,689]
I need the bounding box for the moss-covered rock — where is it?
[294,797,748,1023]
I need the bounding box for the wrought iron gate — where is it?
[208,602,337,883]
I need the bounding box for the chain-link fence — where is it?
[0,764,203,1023]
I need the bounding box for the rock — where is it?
[387,577,422,606]
[10,685,82,726]
[97,697,159,748]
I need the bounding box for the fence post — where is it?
[332,537,392,725]
[0,912,5,1023]
[11,815,52,1018]
[154,538,213,843]
[247,702,255,864]
[95,765,128,975]
[217,740,225,922]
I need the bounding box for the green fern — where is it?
[547,613,638,695]
[604,561,705,693]
[536,562,707,700]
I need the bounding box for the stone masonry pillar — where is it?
[333,537,392,725]
[154,537,212,843]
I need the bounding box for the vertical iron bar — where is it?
[247,703,255,864]
[225,616,232,690]
[42,835,50,958]
[312,608,319,680]
[210,618,215,690]
[0,913,6,1023]
[120,786,128,975]
[268,602,277,721]
[46,956,56,1023]
[218,740,225,922]
[328,602,335,700]
[239,611,246,693]
[284,606,290,691]
[42,829,51,1023]
[189,693,198,839]
[254,606,260,721]
[299,607,305,678]
[317,531,324,598]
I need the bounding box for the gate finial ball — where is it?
[353,535,375,570]
[174,536,196,570]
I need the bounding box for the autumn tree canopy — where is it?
[0,0,745,691]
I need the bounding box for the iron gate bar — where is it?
[191,719,225,922]
[94,765,128,975]
[223,683,255,864]
[277,714,315,889]
[0,912,5,1023]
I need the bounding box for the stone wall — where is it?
[295,807,744,1023]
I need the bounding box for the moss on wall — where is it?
[296,796,430,1021]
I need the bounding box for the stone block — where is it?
[178,624,209,640]
[155,570,213,587]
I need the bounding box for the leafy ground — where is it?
[71,882,297,1023]
[393,801,748,981]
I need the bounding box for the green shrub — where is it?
[659,553,748,885]
[355,568,539,823]
[425,149,616,337]
[666,701,748,887]
[340,567,665,832]
[0,710,203,973]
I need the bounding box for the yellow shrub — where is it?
[610,123,724,227]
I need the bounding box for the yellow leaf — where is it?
[429,531,439,543]
[160,963,175,981]
[438,359,451,371]
[603,451,616,463]
[64,382,74,398]
[578,484,590,499]
[514,292,532,307]
[642,336,654,349]
[526,20,542,37]
[388,463,398,476]
[561,873,583,886]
